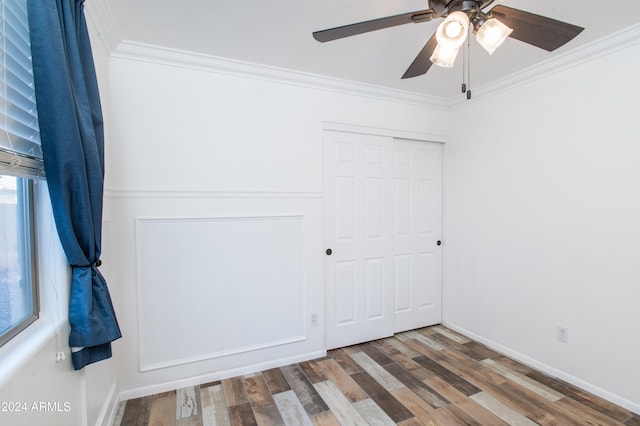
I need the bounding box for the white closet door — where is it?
[324,131,443,349]
[324,130,394,350]
[392,139,443,332]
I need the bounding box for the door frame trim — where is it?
[323,121,447,144]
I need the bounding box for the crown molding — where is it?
[448,23,640,107]
[111,41,450,110]
[109,23,639,111]
[84,0,120,54]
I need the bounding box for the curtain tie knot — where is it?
[73,259,102,268]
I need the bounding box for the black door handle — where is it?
[437,240,442,246]
[326,248,333,256]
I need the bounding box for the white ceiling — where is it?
[105,0,640,99]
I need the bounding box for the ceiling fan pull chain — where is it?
[466,27,472,100]
[461,30,467,93]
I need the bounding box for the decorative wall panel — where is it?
[136,215,306,371]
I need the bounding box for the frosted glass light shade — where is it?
[476,18,513,54]
[430,43,460,68]
[436,11,470,48]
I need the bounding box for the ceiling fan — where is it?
[313,0,584,80]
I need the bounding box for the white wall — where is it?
[444,37,640,411]
[106,46,449,398]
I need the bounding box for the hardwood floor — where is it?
[116,326,639,425]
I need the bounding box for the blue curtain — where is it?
[27,0,121,370]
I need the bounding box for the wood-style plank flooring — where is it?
[115,326,639,425]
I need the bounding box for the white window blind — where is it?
[0,0,43,179]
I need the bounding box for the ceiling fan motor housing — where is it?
[431,0,495,18]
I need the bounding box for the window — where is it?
[0,175,37,346]
[0,0,43,347]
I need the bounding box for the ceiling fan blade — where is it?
[313,9,434,42]
[401,32,438,79]
[490,5,584,52]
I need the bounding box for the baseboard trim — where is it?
[118,350,326,402]
[443,321,640,414]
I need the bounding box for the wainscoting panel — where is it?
[136,215,307,371]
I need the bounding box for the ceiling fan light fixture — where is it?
[475,18,513,55]
[430,43,460,68]
[436,11,470,48]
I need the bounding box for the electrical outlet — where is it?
[557,326,569,343]
[310,313,318,327]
